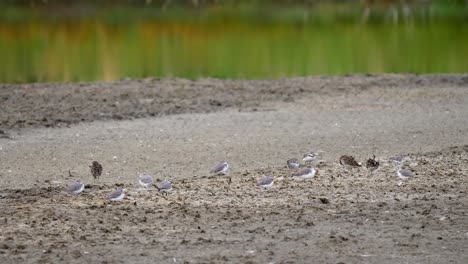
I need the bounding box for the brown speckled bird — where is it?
[339,155,361,169]
[90,161,103,181]
[366,155,380,173]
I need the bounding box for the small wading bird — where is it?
[390,155,409,165]
[211,160,231,183]
[109,188,125,202]
[68,180,85,194]
[302,151,319,163]
[339,155,362,170]
[138,173,154,188]
[157,179,173,197]
[90,161,103,182]
[397,168,414,180]
[211,161,229,175]
[396,168,414,186]
[366,155,380,174]
[287,158,300,169]
[257,175,274,189]
[292,166,316,180]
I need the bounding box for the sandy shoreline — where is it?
[1,74,468,263]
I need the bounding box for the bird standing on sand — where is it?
[211,161,229,175]
[287,158,300,169]
[366,155,380,173]
[339,155,362,169]
[257,175,274,188]
[109,188,125,202]
[90,161,103,182]
[68,180,85,194]
[397,168,414,180]
[138,173,154,188]
[390,155,409,165]
[157,179,173,196]
[396,168,414,186]
[211,160,231,184]
[292,166,316,180]
[302,151,318,163]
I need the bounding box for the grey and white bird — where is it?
[138,173,154,188]
[302,151,318,163]
[257,175,274,188]
[68,180,85,194]
[390,155,409,165]
[157,179,173,196]
[366,155,380,173]
[293,166,316,180]
[211,161,229,175]
[286,158,300,169]
[397,168,414,180]
[109,188,125,202]
[339,155,362,169]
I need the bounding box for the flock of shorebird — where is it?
[67,150,414,201]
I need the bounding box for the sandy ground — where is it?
[1,74,468,263]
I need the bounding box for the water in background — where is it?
[0,1,467,83]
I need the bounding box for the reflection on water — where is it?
[0,3,467,83]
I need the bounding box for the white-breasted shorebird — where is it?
[287,158,300,169]
[302,151,319,163]
[292,166,316,180]
[157,179,173,196]
[68,180,84,194]
[109,188,125,202]
[257,175,274,188]
[138,173,154,188]
[211,161,229,175]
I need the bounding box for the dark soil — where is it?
[1,74,467,130]
[1,149,467,263]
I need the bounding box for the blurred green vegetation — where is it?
[0,1,467,83]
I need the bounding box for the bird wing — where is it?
[159,181,172,190]
[294,168,310,176]
[109,189,123,199]
[69,182,82,192]
[140,174,153,184]
[211,163,226,173]
[258,176,273,185]
[400,169,414,177]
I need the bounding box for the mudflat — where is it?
[1,74,468,263]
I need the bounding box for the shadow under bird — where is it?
[211,161,229,175]
[157,179,173,196]
[257,175,274,188]
[366,155,380,173]
[138,173,154,188]
[68,180,84,194]
[109,188,125,202]
[292,166,316,180]
[287,158,300,169]
[339,155,362,169]
[90,161,103,181]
